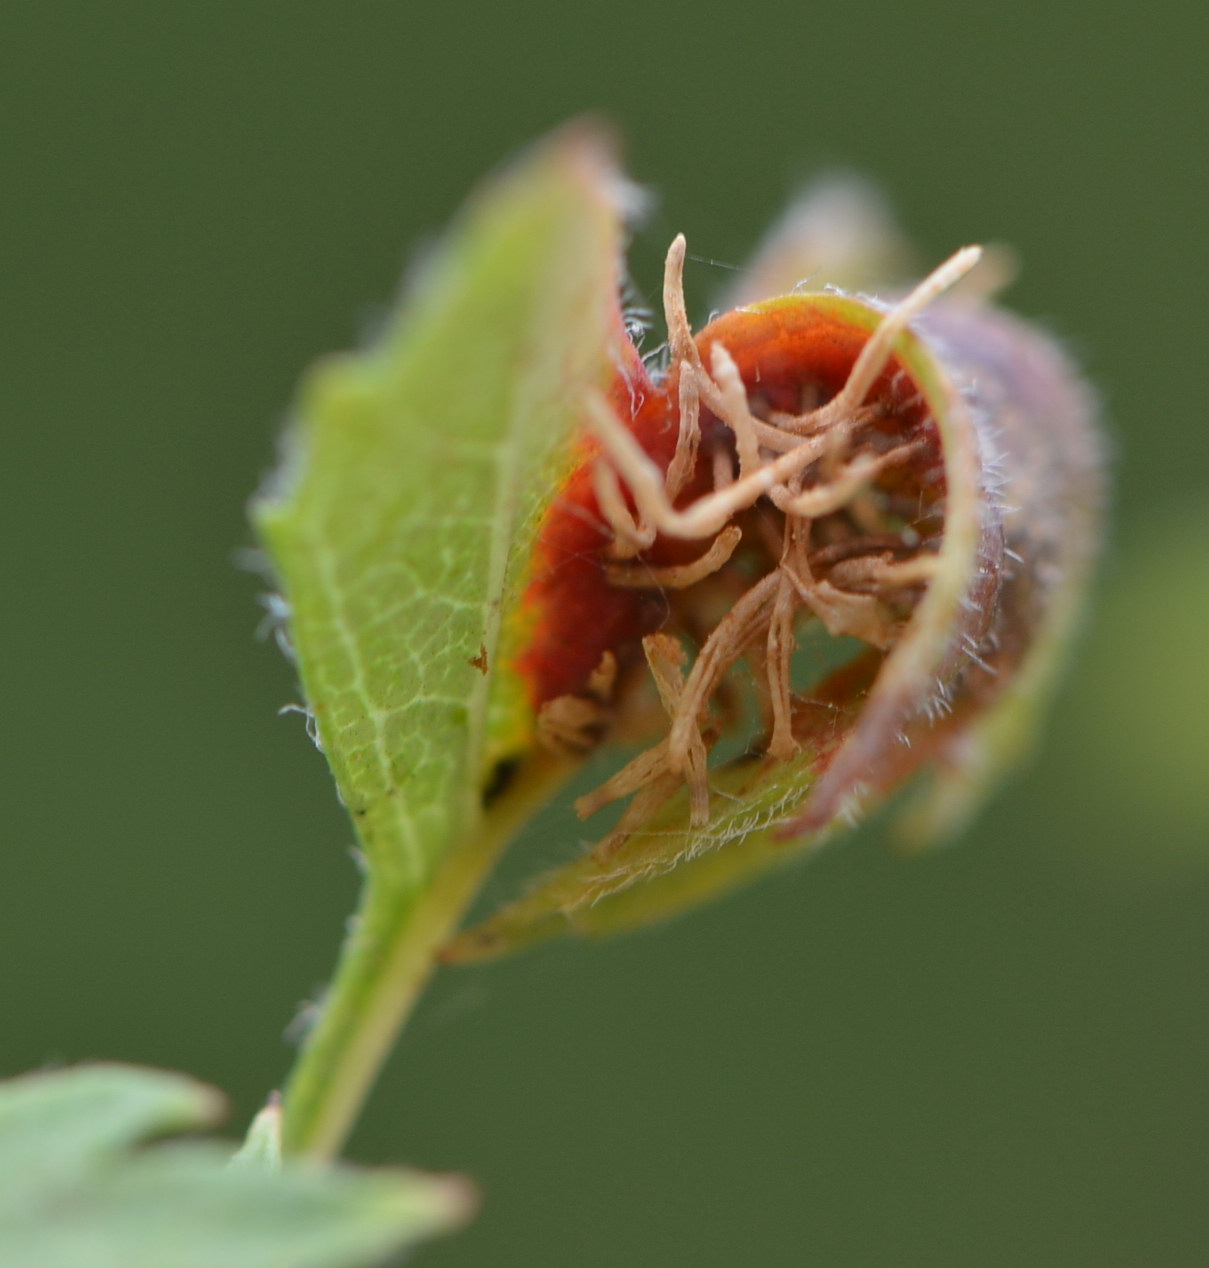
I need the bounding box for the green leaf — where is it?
[253,124,623,892]
[0,1065,472,1268]
[253,124,626,1157]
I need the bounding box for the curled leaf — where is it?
[448,183,1105,962]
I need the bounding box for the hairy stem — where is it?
[280,753,571,1160]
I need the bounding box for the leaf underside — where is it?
[253,126,623,893]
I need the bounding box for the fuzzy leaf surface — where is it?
[253,129,622,891]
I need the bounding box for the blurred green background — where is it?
[4,3,1207,1264]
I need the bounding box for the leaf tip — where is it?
[232,1090,284,1172]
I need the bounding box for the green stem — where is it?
[280,754,570,1160]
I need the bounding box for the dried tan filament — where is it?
[765,571,799,761]
[604,525,742,590]
[568,238,980,847]
[666,569,783,776]
[574,634,712,841]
